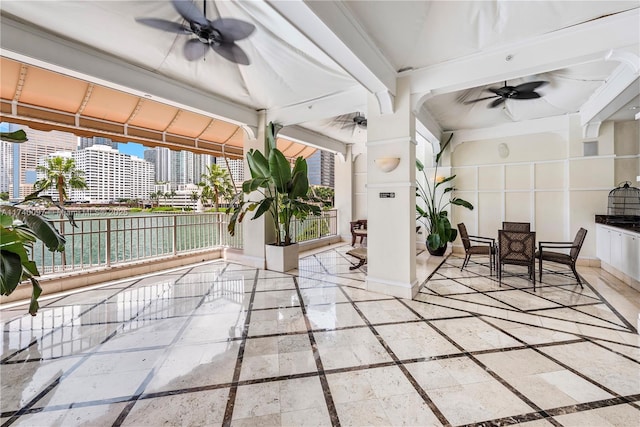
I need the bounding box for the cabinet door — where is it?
[610,231,623,271]
[596,225,611,264]
[621,233,640,281]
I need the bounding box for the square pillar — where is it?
[366,76,418,299]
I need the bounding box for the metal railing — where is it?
[30,209,337,277]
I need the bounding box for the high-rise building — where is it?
[306,150,335,188]
[8,125,77,198]
[0,140,13,196]
[130,156,155,200]
[215,157,244,188]
[194,153,214,185]
[40,145,154,203]
[144,146,171,183]
[171,150,195,188]
[78,136,117,150]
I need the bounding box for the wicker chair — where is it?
[502,222,531,232]
[536,228,587,287]
[457,223,496,273]
[498,230,537,289]
[350,220,367,246]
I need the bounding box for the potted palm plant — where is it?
[227,122,321,271]
[416,134,474,255]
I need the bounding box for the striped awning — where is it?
[0,57,316,160]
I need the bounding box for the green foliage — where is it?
[309,186,334,207]
[34,156,87,204]
[228,122,321,246]
[0,191,71,315]
[416,134,474,251]
[198,163,234,211]
[0,129,28,143]
[0,192,9,201]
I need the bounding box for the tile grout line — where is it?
[395,297,562,427]
[338,288,452,426]
[479,315,638,409]
[110,264,223,426]
[420,286,634,334]
[220,267,260,427]
[0,268,192,427]
[292,275,341,427]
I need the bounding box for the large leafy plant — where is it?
[416,134,474,251]
[228,122,321,246]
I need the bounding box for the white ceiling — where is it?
[1,0,638,152]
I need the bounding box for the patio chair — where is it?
[457,223,496,274]
[536,228,587,287]
[350,219,367,246]
[498,229,536,290]
[502,221,531,232]
[346,247,367,270]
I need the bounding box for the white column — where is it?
[232,113,273,268]
[366,76,418,299]
[334,146,354,241]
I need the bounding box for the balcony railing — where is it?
[30,209,337,277]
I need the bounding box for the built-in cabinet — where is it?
[596,224,640,290]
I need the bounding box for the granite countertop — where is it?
[595,215,640,233]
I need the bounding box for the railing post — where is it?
[106,218,112,267]
[172,215,178,255]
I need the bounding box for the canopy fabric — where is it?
[0,57,315,160]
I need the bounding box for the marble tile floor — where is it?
[1,244,639,427]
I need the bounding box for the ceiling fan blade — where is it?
[211,43,251,65]
[463,95,500,104]
[172,0,208,26]
[184,38,206,61]
[514,81,547,93]
[513,91,541,100]
[211,18,256,42]
[489,97,506,108]
[135,18,188,34]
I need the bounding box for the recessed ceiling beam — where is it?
[408,9,640,100]
[279,124,348,157]
[267,86,367,126]
[267,0,397,114]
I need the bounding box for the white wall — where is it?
[446,115,634,261]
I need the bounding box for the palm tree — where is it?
[199,164,234,211]
[34,156,86,267]
[190,190,200,209]
[35,156,87,205]
[149,191,160,207]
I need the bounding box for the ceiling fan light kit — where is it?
[464,80,548,108]
[136,0,255,64]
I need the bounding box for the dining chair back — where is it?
[498,230,537,289]
[536,228,587,286]
[457,223,496,273]
[502,222,531,232]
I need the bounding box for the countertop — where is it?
[595,215,640,234]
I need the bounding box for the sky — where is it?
[118,142,146,158]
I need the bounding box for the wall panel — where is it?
[478,166,502,191]
[505,192,531,224]
[505,164,531,190]
[478,192,502,239]
[535,191,565,241]
[535,162,564,190]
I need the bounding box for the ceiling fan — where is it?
[335,112,367,130]
[464,80,548,108]
[136,0,256,65]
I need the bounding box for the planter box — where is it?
[265,243,299,272]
